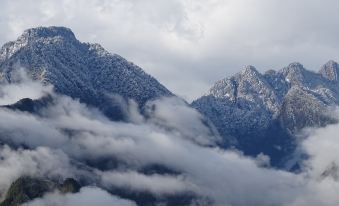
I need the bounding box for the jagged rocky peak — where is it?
[280,62,307,85]
[236,65,271,91]
[241,65,259,75]
[282,62,305,73]
[192,61,339,167]
[319,60,339,81]
[207,65,260,99]
[237,65,264,82]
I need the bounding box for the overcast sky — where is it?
[1,0,339,101]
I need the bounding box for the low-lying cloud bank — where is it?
[23,187,137,206]
[0,68,52,105]
[1,72,339,206]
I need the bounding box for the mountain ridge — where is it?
[0,26,173,120]
[192,61,339,167]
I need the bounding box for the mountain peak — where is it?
[0,26,173,120]
[279,62,307,85]
[0,26,78,62]
[238,65,263,82]
[319,60,339,81]
[193,61,339,167]
[283,62,305,73]
[21,26,76,41]
[241,65,259,75]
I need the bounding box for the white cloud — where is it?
[100,171,197,196]
[3,75,339,205]
[0,68,53,105]
[0,146,73,195]
[0,108,67,147]
[145,97,220,146]
[0,89,302,205]
[23,186,137,206]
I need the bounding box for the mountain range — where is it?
[2,26,339,167]
[192,61,339,167]
[0,26,339,205]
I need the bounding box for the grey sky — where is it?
[1,0,339,101]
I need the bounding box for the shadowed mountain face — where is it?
[0,177,80,206]
[3,96,53,114]
[0,26,173,120]
[192,62,339,167]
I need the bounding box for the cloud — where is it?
[0,67,53,105]
[0,146,74,195]
[3,74,339,205]
[0,108,68,147]
[0,88,301,205]
[23,186,137,206]
[100,171,197,196]
[145,97,220,146]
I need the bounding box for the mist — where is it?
[1,71,339,206]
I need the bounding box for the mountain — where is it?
[192,61,339,167]
[0,26,173,119]
[0,176,80,206]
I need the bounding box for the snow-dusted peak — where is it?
[280,62,305,76]
[319,60,339,81]
[206,64,280,115]
[0,26,78,62]
[0,26,173,119]
[241,65,260,75]
[21,26,76,42]
[279,62,308,85]
[193,61,339,166]
[237,65,265,84]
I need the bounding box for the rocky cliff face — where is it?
[192,61,339,166]
[0,176,80,206]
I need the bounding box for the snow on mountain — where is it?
[2,26,338,168]
[192,61,339,166]
[0,26,173,119]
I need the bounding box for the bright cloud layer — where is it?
[0,71,338,206]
